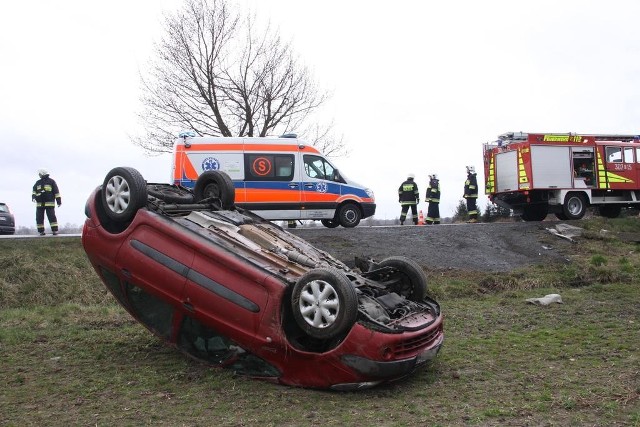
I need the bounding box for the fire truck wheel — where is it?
[521,205,548,222]
[598,205,622,218]
[563,193,587,220]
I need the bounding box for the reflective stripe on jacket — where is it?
[426,180,440,203]
[33,176,61,207]
[464,174,478,198]
[398,179,419,205]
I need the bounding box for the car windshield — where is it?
[0,204,9,213]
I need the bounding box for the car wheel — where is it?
[193,171,235,209]
[101,167,148,222]
[378,256,428,301]
[598,205,621,218]
[291,268,358,340]
[147,184,194,204]
[563,193,587,220]
[321,219,339,228]
[337,203,361,228]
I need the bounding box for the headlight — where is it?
[366,189,375,199]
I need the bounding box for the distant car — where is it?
[82,167,443,390]
[0,203,15,235]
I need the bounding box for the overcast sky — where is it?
[2,0,640,229]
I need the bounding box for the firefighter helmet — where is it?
[408,173,415,179]
[467,166,475,174]
[431,174,438,180]
[38,169,49,177]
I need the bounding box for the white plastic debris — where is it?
[526,293,563,306]
[546,224,584,243]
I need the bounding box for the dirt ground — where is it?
[292,221,574,272]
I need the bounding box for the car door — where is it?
[182,249,269,340]
[116,223,194,305]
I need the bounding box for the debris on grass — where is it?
[526,293,563,305]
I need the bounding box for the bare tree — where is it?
[133,0,344,156]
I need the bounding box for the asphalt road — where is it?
[292,221,573,272]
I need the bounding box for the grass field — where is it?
[1,219,639,426]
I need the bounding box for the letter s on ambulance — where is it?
[172,134,376,227]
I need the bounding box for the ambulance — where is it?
[172,132,376,227]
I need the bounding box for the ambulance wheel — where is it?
[563,193,587,220]
[194,171,235,209]
[291,268,358,340]
[102,167,148,223]
[337,203,361,228]
[598,205,621,218]
[147,184,194,204]
[321,219,339,228]
[378,256,428,302]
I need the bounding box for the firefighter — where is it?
[464,165,479,223]
[425,174,441,225]
[398,173,419,225]
[32,169,62,235]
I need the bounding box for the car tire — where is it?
[337,203,361,228]
[147,184,194,204]
[193,171,235,209]
[101,167,148,223]
[563,193,587,220]
[321,219,339,228]
[378,256,428,301]
[291,268,358,340]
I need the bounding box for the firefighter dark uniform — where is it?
[398,174,419,225]
[425,175,441,225]
[32,169,61,235]
[464,166,478,223]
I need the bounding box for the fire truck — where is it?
[483,132,640,221]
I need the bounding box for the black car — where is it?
[0,203,15,235]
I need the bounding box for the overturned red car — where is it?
[82,167,443,390]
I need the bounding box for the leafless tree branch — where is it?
[132,0,344,156]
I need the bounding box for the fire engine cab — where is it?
[483,132,640,221]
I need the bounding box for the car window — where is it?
[177,314,280,377]
[0,204,8,213]
[125,282,173,339]
[100,267,128,308]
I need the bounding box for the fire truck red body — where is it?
[483,132,640,221]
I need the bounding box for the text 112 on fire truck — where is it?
[483,132,640,221]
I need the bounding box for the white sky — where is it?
[2,0,640,228]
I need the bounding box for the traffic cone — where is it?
[418,210,425,225]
